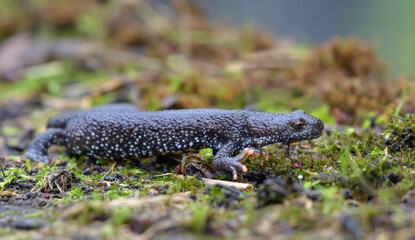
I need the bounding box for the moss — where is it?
[66,186,85,200]
[112,207,132,226]
[189,202,211,232]
[169,177,204,194]
[26,210,44,218]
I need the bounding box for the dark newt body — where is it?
[24,105,324,179]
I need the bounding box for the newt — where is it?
[24,104,324,179]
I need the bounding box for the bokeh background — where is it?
[196,0,415,77]
[1,0,415,128]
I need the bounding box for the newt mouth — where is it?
[314,119,324,137]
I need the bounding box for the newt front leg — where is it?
[212,142,266,180]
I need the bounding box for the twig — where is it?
[100,162,117,180]
[202,178,254,192]
[0,156,5,178]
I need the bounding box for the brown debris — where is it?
[291,37,411,123]
[32,170,76,194]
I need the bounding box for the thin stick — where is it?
[202,178,254,192]
[100,162,117,180]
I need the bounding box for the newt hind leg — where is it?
[24,128,67,164]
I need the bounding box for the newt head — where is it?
[284,110,324,144]
[246,110,324,147]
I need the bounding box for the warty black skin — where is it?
[24,104,324,179]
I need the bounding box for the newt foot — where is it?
[213,148,269,180]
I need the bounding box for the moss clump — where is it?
[384,115,415,153]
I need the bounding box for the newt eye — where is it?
[294,120,306,131]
